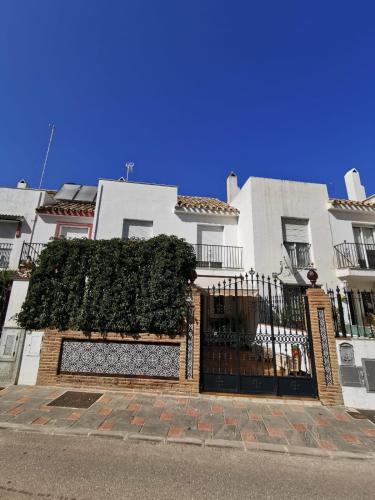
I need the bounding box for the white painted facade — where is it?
[231,176,338,289]
[328,206,375,290]
[1,169,375,395]
[32,214,94,243]
[0,186,53,269]
[93,179,240,287]
[1,170,374,290]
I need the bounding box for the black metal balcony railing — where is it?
[283,242,311,269]
[335,242,375,270]
[19,242,47,267]
[18,242,244,271]
[0,243,12,269]
[193,244,243,270]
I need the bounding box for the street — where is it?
[0,430,374,500]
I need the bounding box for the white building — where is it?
[1,167,375,401]
[0,180,54,270]
[1,168,374,293]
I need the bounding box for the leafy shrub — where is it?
[0,270,13,325]
[17,236,196,334]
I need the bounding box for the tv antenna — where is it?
[38,124,56,189]
[125,161,135,181]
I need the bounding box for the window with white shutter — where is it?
[282,218,311,268]
[59,226,89,239]
[123,219,153,240]
[282,218,309,243]
[197,225,224,246]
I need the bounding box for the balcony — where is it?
[193,244,243,270]
[0,243,12,269]
[283,242,311,269]
[19,242,47,267]
[335,242,375,270]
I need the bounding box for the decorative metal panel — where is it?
[317,308,333,385]
[339,342,355,366]
[59,340,180,379]
[339,366,362,387]
[362,359,375,392]
[186,302,194,379]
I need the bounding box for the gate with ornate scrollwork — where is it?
[200,271,317,397]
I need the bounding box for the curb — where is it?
[0,422,373,460]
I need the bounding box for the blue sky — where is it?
[1,1,374,200]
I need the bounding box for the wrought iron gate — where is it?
[201,272,317,397]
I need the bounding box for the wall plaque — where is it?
[339,342,355,367]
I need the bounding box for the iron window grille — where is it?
[0,243,12,269]
[283,242,311,268]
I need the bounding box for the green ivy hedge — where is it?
[17,236,196,334]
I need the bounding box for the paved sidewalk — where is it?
[1,385,375,457]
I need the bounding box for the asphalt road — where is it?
[0,430,374,500]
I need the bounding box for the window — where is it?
[59,225,89,239]
[282,218,311,268]
[196,225,224,268]
[353,226,375,269]
[123,219,153,240]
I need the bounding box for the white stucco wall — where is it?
[336,339,375,410]
[229,180,255,275]
[329,209,375,247]
[32,214,94,243]
[4,279,30,328]
[94,180,179,240]
[0,187,52,269]
[328,208,375,289]
[94,180,239,243]
[231,177,337,288]
[93,180,240,286]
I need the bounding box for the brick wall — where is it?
[307,288,343,406]
[37,287,202,395]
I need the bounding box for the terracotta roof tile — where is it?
[330,198,375,210]
[37,200,95,217]
[38,194,237,216]
[176,195,239,214]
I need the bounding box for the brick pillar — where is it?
[306,288,343,406]
[190,286,202,393]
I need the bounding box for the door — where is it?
[197,225,224,268]
[17,331,44,385]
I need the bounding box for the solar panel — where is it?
[74,185,97,202]
[55,183,80,201]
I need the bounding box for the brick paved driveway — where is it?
[1,385,375,454]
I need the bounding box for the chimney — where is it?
[227,172,239,203]
[17,179,28,189]
[344,168,366,201]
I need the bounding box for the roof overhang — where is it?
[0,214,24,222]
[175,207,238,216]
[37,206,95,217]
[329,199,375,213]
